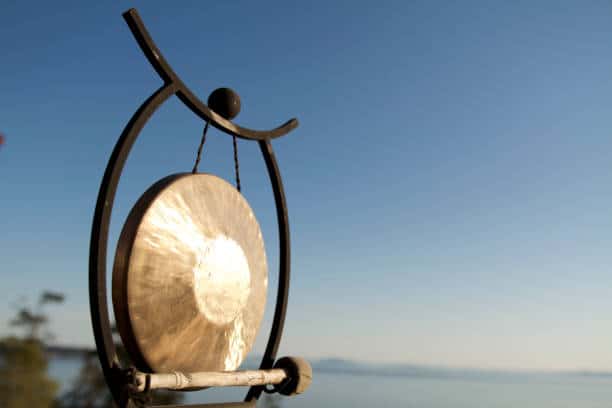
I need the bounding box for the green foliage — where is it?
[0,337,59,408]
[55,326,184,407]
[0,291,65,407]
[54,352,184,408]
[53,354,112,408]
[10,308,47,339]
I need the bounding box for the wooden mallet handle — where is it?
[131,356,312,396]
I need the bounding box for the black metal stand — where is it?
[88,9,296,407]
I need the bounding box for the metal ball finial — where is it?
[207,87,241,120]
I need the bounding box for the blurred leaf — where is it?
[10,308,46,327]
[40,292,65,305]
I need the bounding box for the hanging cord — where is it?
[232,135,241,192]
[192,121,209,174]
[192,120,241,192]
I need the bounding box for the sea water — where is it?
[48,359,612,407]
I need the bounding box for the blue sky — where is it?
[1,1,612,371]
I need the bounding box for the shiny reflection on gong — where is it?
[193,234,251,325]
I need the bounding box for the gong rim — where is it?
[112,173,268,373]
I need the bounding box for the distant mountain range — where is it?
[313,358,518,379]
[43,346,612,380]
[311,358,612,380]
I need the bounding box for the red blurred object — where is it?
[0,133,5,146]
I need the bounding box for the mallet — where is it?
[131,357,312,396]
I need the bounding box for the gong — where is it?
[112,173,268,373]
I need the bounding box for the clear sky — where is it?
[1,1,612,372]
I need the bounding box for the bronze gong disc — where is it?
[112,173,268,373]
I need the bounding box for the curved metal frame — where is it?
[123,9,297,141]
[89,8,294,407]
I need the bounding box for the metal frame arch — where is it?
[89,9,294,407]
[89,83,177,405]
[122,8,299,141]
